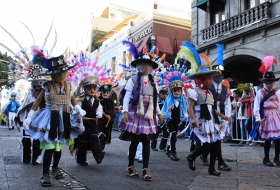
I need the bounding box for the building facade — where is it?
[192,0,280,88]
[91,2,191,75]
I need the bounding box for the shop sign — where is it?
[135,27,152,42]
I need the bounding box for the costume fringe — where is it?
[49,110,60,140]
[137,95,144,115]
[63,111,70,139]
[145,96,154,119]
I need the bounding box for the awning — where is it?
[176,39,183,53]
[196,0,208,11]
[156,36,173,54]
[136,35,150,52]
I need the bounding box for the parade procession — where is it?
[1,0,280,189]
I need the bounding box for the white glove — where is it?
[96,112,102,118]
[74,105,86,116]
[23,110,36,130]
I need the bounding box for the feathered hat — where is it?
[258,56,280,83]
[122,40,159,69]
[212,44,231,79]
[177,40,221,80]
[31,49,77,76]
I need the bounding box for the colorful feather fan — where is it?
[216,44,224,66]
[67,52,119,90]
[259,56,278,77]
[122,40,139,60]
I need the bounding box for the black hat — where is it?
[212,65,231,79]
[99,84,113,92]
[131,53,158,69]
[259,71,280,84]
[39,55,77,76]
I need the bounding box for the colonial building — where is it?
[192,0,280,88]
[91,2,191,75]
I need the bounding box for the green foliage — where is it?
[236,83,250,93]
[0,51,12,86]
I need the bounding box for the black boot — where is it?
[22,137,31,164]
[151,139,158,151]
[41,173,51,187]
[166,145,171,157]
[170,153,180,161]
[159,138,167,151]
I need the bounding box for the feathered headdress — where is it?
[67,52,120,91]
[259,56,277,78]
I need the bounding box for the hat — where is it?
[158,86,169,93]
[169,80,184,90]
[31,49,77,76]
[188,54,221,80]
[131,53,158,69]
[99,84,113,92]
[10,92,17,97]
[80,76,99,88]
[259,71,280,83]
[212,44,231,79]
[122,40,158,69]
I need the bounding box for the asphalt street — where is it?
[0,124,280,190]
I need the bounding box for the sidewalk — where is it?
[0,124,280,190]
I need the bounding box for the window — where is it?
[210,0,225,25]
[246,0,266,9]
[112,57,116,73]
[122,51,126,65]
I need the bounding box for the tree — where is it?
[0,51,12,87]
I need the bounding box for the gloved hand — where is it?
[23,110,36,130]
[96,112,102,118]
[74,104,86,116]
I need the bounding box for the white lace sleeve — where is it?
[188,89,198,101]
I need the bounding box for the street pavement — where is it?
[0,124,280,190]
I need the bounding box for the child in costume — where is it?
[185,44,228,176]
[160,66,189,161]
[151,87,169,151]
[98,83,116,148]
[67,53,117,166]
[17,78,46,165]
[252,56,280,166]
[4,91,20,130]
[200,44,232,171]
[75,76,104,166]
[23,50,85,187]
[119,40,164,181]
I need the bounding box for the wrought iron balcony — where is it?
[201,1,271,42]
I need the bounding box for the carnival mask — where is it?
[51,71,68,83]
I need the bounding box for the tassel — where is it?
[136,95,144,115]
[49,110,60,140]
[144,96,154,119]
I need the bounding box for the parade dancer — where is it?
[4,91,20,130]
[98,83,116,148]
[67,53,116,166]
[23,51,85,187]
[185,42,227,176]
[200,44,232,171]
[251,56,280,166]
[151,87,168,151]
[161,78,188,161]
[119,41,164,181]
[16,79,46,165]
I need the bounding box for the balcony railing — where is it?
[201,2,271,42]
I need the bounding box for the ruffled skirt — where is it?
[25,104,84,151]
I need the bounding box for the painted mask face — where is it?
[101,90,110,99]
[264,82,276,91]
[137,63,153,75]
[51,71,68,83]
[201,74,214,89]
[172,87,182,98]
[32,87,40,97]
[84,85,97,96]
